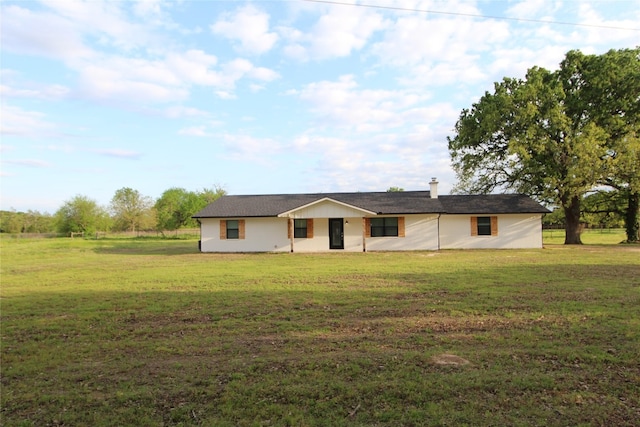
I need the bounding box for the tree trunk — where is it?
[564,196,583,244]
[625,191,640,243]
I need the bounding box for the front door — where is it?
[329,218,344,250]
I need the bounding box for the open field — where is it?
[543,228,628,245]
[1,237,639,426]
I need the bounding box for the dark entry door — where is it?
[329,218,344,250]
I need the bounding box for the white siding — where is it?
[200,217,291,252]
[365,215,439,251]
[199,217,359,252]
[343,217,365,252]
[439,214,543,249]
[287,200,371,219]
[200,214,443,252]
[294,218,332,252]
[199,213,543,252]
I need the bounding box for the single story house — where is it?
[193,179,550,252]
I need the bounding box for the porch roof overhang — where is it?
[277,197,377,218]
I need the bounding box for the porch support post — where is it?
[362,217,367,252]
[289,217,294,253]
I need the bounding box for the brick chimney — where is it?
[429,177,438,199]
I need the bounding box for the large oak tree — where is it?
[574,48,640,242]
[448,48,639,244]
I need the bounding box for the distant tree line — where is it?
[0,186,226,236]
[2,184,628,236]
[0,210,55,234]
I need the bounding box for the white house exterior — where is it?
[193,181,549,253]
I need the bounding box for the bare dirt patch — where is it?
[431,353,471,366]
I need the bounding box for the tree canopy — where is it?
[0,210,53,234]
[448,47,640,244]
[110,187,155,232]
[580,48,640,242]
[155,186,227,234]
[54,195,110,235]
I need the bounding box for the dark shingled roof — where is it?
[193,191,549,218]
[439,194,550,214]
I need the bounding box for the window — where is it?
[226,220,240,239]
[370,217,399,237]
[294,219,308,238]
[288,219,314,239]
[477,216,491,236]
[471,216,498,236]
[220,219,245,240]
[365,217,405,238]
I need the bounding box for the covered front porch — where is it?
[279,197,376,252]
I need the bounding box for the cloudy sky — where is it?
[1,0,639,212]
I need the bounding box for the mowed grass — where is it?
[1,237,639,426]
[543,228,628,245]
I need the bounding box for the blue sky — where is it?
[1,0,639,213]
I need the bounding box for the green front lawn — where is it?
[1,237,639,426]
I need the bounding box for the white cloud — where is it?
[0,85,39,99]
[0,83,70,100]
[178,126,210,137]
[0,105,58,137]
[38,0,159,52]
[294,75,431,133]
[572,3,640,45]
[301,130,455,194]
[72,50,278,104]
[0,69,71,100]
[2,3,279,106]
[0,4,94,60]
[133,0,163,18]
[220,133,283,165]
[247,66,280,82]
[280,2,386,60]
[166,49,220,86]
[307,6,386,59]
[215,59,280,92]
[282,43,306,61]
[3,159,52,168]
[487,45,570,79]
[287,97,457,193]
[506,0,560,20]
[398,59,487,87]
[77,61,189,104]
[288,75,459,192]
[93,149,142,159]
[0,0,170,61]
[211,5,279,54]
[372,14,509,64]
[43,144,76,153]
[216,91,236,100]
[163,106,210,119]
[249,83,266,92]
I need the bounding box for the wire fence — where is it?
[2,228,201,240]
